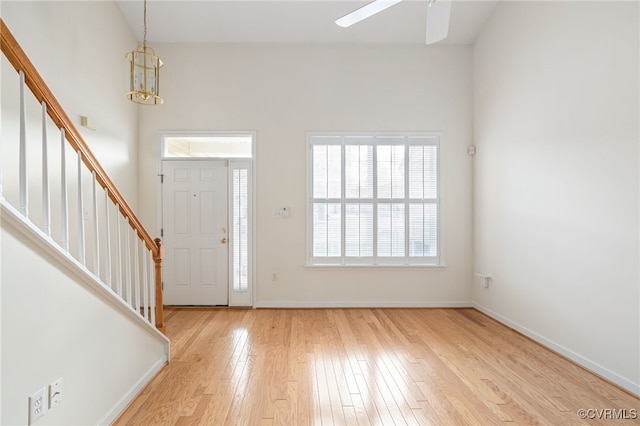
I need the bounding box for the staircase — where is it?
[1,19,170,425]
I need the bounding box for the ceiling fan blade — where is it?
[336,0,403,28]
[425,0,452,45]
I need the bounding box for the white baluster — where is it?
[61,129,69,251]
[142,244,149,321]
[92,171,100,277]
[149,250,156,326]
[41,102,51,236]
[77,151,85,265]
[116,205,123,297]
[134,237,141,313]
[104,189,112,289]
[0,85,3,197]
[19,70,28,218]
[125,217,132,305]
[0,121,2,198]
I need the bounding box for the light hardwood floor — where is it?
[114,308,639,425]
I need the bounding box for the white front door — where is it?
[162,160,229,305]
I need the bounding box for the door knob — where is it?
[221,238,227,244]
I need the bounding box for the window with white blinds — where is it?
[308,133,440,266]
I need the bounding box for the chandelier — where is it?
[126,0,164,105]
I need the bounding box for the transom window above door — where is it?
[307,132,441,266]
[163,134,252,158]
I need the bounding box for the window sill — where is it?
[304,264,447,270]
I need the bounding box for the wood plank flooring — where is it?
[113,308,639,425]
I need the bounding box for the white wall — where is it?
[1,2,169,423]
[1,1,141,267]
[1,215,168,425]
[1,1,139,205]
[473,1,639,393]
[138,44,474,306]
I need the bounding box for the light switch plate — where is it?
[49,378,63,408]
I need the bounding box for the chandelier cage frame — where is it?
[126,0,164,105]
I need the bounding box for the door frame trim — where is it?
[156,131,256,307]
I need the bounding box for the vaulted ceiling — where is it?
[116,0,499,45]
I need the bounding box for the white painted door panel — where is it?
[163,160,228,305]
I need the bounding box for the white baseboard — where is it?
[98,356,169,425]
[254,300,473,308]
[473,302,640,397]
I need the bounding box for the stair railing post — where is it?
[19,70,28,218]
[125,217,132,305]
[92,171,100,277]
[60,128,69,251]
[153,238,166,333]
[143,246,150,322]
[134,237,141,314]
[0,79,3,197]
[115,204,122,297]
[104,189,112,289]
[77,151,85,265]
[41,102,51,237]
[149,249,154,323]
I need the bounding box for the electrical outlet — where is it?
[29,387,47,425]
[475,273,491,289]
[49,378,63,408]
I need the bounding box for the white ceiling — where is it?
[116,0,499,45]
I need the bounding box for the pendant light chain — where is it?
[143,0,148,47]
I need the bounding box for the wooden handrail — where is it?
[1,19,165,332]
[0,19,158,255]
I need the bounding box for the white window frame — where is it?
[306,132,442,267]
